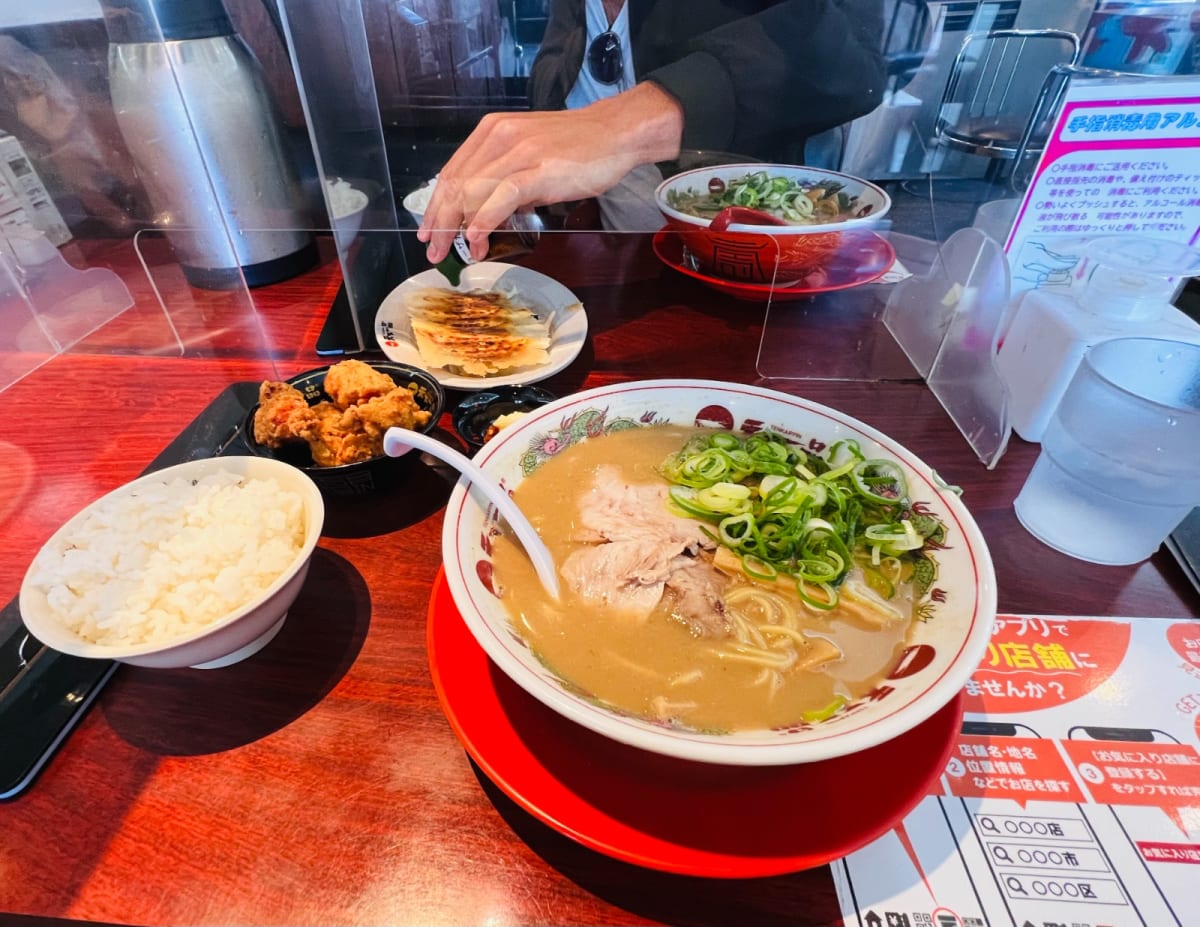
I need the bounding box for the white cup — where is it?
[1014,336,1200,565]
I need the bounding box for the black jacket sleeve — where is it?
[528,0,886,163]
[637,0,886,161]
[528,1,587,111]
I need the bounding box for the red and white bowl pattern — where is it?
[655,164,892,284]
[441,380,996,766]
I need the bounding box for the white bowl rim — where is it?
[442,378,997,766]
[19,456,325,661]
[654,163,893,234]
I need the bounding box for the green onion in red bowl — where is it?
[655,164,891,285]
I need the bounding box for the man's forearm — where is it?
[589,80,685,167]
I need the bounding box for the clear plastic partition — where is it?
[277,0,405,354]
[883,226,1013,467]
[0,0,319,380]
[0,226,133,392]
[10,0,1189,476]
[753,219,915,381]
[296,223,917,387]
[269,0,1170,456]
[0,0,332,597]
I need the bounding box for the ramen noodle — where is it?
[492,426,943,732]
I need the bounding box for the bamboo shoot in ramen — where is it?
[491,426,945,732]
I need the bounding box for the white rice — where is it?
[27,472,307,648]
[324,177,368,219]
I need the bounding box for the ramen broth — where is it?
[492,426,915,731]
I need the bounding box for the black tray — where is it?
[1167,507,1200,596]
[2,380,457,798]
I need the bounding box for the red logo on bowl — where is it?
[476,559,497,597]
[695,405,734,430]
[889,643,937,679]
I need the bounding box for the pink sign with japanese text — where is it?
[1005,75,1200,295]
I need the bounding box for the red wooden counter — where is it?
[0,232,1194,926]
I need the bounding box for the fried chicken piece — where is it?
[255,362,432,467]
[303,401,381,467]
[253,381,317,447]
[305,388,430,464]
[288,401,372,468]
[322,359,398,409]
[351,387,433,439]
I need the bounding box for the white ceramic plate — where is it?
[374,262,588,390]
[442,380,997,766]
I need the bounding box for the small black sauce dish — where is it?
[452,386,557,452]
[242,362,446,496]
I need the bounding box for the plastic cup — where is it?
[1013,336,1200,565]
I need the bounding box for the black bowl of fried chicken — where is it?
[244,359,445,495]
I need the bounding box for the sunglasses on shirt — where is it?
[587,29,624,85]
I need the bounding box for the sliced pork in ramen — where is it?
[560,539,681,615]
[664,556,729,637]
[573,465,711,548]
[561,465,729,636]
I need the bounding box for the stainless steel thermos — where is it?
[104,0,316,288]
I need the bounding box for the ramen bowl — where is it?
[243,362,445,496]
[20,456,324,669]
[655,164,890,284]
[441,380,995,766]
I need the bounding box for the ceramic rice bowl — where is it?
[20,457,324,669]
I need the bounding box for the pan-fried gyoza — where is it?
[406,286,553,377]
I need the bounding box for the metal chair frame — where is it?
[935,28,1082,161]
[1006,63,1159,192]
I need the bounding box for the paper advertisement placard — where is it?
[834,615,1200,927]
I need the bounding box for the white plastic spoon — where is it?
[382,427,560,599]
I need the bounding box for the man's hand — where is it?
[417,82,684,262]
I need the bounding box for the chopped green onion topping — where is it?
[658,431,947,603]
[801,695,847,723]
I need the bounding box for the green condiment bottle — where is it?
[434,233,474,287]
[433,209,544,286]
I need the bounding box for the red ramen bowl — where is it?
[655,164,891,284]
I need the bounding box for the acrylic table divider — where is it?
[0,226,134,394]
[131,228,290,368]
[883,226,1014,468]
[278,0,406,356]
